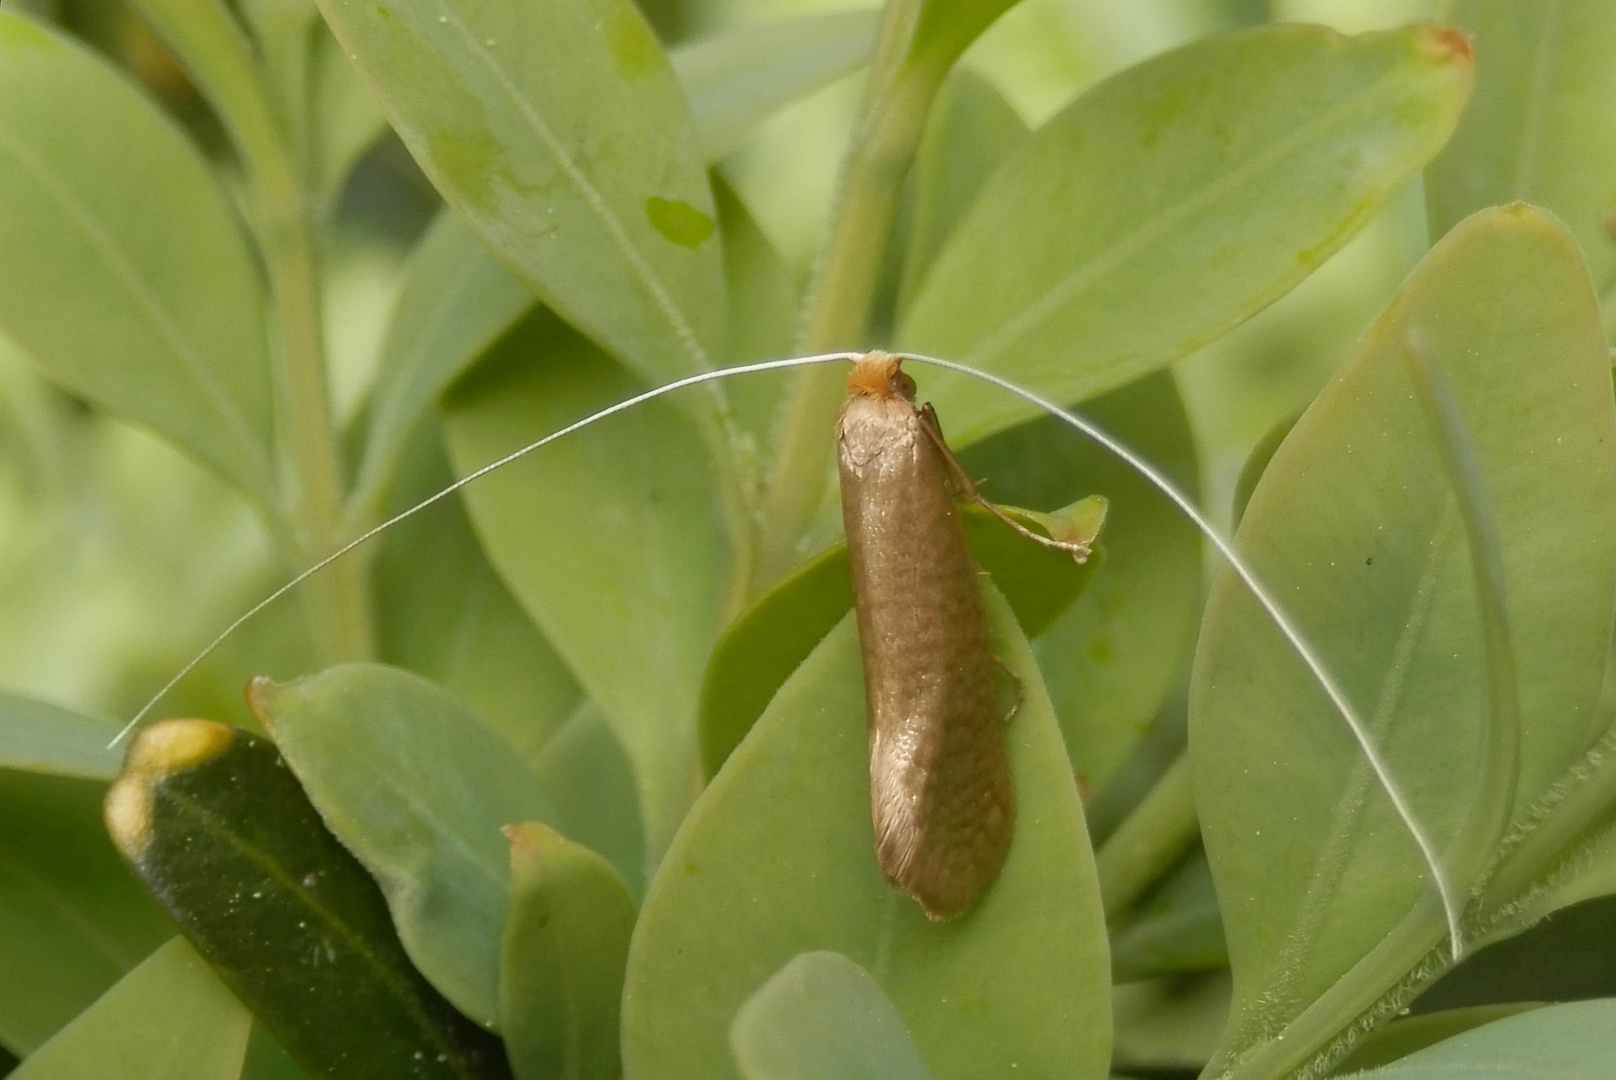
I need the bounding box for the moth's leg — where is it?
[917,402,1093,561]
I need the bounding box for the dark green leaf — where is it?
[1192,205,1616,1078]
[1109,850,1227,982]
[899,23,1474,445]
[105,720,511,1079]
[0,12,274,500]
[670,10,879,162]
[0,771,170,1055]
[697,500,1104,779]
[249,665,560,1030]
[1427,1,1616,289]
[441,310,727,861]
[314,0,725,393]
[10,938,250,1080]
[729,952,933,1080]
[0,692,120,781]
[622,588,1111,1080]
[499,823,636,1080]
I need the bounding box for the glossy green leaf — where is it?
[898,69,1028,317]
[441,309,727,862]
[697,500,1104,779]
[622,587,1111,1080]
[1427,1,1616,289]
[1231,413,1298,526]
[0,692,120,781]
[0,12,273,500]
[729,952,933,1080]
[959,371,1202,796]
[373,419,585,762]
[0,772,170,1055]
[1335,1005,1542,1073]
[1348,999,1616,1078]
[355,211,540,508]
[670,10,878,162]
[499,822,636,1080]
[249,664,561,1030]
[10,938,250,1080]
[243,1026,317,1080]
[898,23,1474,445]
[105,720,511,1079]
[1191,205,1616,1079]
[314,0,725,391]
[531,703,646,902]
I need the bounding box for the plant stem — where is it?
[752,0,949,586]
[1095,752,1198,918]
[259,165,376,664]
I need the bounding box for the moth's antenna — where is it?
[110,351,860,750]
[899,351,1463,957]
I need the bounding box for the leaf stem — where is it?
[753,0,949,586]
[1095,752,1198,918]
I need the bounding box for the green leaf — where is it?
[1348,999,1616,1078]
[670,10,879,162]
[0,772,170,1055]
[729,952,933,1080]
[0,692,120,781]
[714,172,797,452]
[10,938,250,1080]
[440,309,727,863]
[1191,205,1616,1079]
[1109,850,1227,982]
[622,587,1111,1080]
[1335,1004,1542,1073]
[313,0,725,390]
[312,24,387,201]
[352,34,829,506]
[373,419,585,762]
[959,371,1202,796]
[1427,1,1616,289]
[104,720,511,1079]
[248,664,561,1031]
[0,12,274,500]
[898,22,1474,446]
[354,210,538,508]
[697,500,1104,779]
[499,822,636,1080]
[898,69,1029,317]
[531,704,647,903]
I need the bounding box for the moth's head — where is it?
[846,351,917,402]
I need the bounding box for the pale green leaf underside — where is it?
[1192,205,1616,1078]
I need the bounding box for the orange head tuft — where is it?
[846,351,917,401]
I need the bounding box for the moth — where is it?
[836,351,1091,919]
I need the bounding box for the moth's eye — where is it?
[892,372,917,399]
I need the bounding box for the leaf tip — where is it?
[104,718,233,860]
[1417,23,1473,70]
